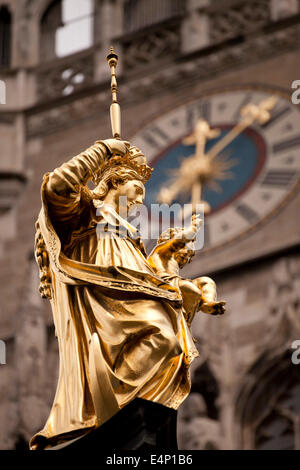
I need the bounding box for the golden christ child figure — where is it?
[30,49,226,450]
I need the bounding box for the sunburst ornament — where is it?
[170,149,237,193]
[157,119,227,212]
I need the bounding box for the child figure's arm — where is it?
[181,213,202,242]
[193,276,226,316]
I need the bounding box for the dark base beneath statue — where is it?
[55,399,178,451]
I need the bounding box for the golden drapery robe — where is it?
[30,141,199,450]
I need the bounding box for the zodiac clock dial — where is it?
[132,87,300,251]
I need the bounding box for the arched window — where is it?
[255,373,300,450]
[0,6,11,68]
[236,351,300,450]
[41,0,62,61]
[41,0,94,62]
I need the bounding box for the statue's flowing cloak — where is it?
[30,142,199,450]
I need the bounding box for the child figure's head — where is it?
[158,227,196,268]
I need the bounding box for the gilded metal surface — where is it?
[148,214,226,326]
[157,95,278,209]
[107,46,121,139]
[30,50,225,450]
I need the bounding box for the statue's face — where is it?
[174,240,195,268]
[117,179,145,212]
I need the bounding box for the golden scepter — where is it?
[106,46,121,140]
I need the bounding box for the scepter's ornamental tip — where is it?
[107,46,118,68]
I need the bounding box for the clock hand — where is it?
[157,120,220,207]
[207,95,278,161]
[157,96,277,209]
[183,119,220,158]
[183,120,220,211]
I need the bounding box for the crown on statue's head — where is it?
[92,145,153,185]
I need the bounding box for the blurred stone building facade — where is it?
[0,0,300,450]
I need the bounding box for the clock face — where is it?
[131,87,300,252]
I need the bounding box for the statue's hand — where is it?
[103,139,130,157]
[183,213,202,241]
[191,213,202,233]
[201,300,226,316]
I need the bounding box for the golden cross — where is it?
[207,95,278,161]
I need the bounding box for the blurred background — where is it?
[0,0,300,450]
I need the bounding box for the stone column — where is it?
[15,0,41,68]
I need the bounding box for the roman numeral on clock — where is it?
[141,126,169,150]
[260,169,296,187]
[186,101,211,132]
[272,135,300,153]
[233,93,253,122]
[260,106,291,130]
[235,203,259,224]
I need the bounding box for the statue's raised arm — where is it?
[44,139,128,225]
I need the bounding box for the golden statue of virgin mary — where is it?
[31,138,202,450]
[30,49,225,450]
